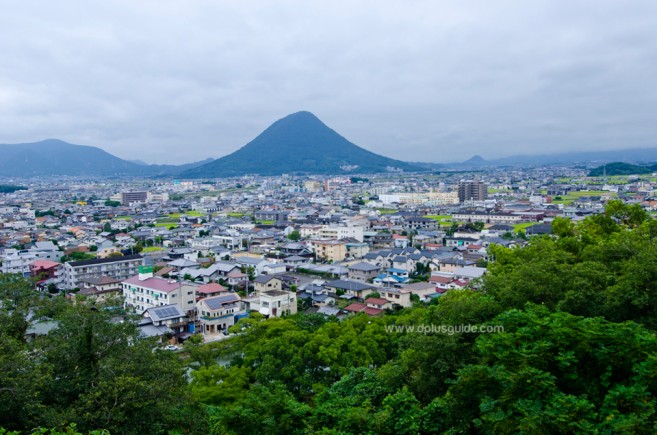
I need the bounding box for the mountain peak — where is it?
[182,112,419,177]
[461,155,488,166]
[271,111,324,128]
[284,110,318,119]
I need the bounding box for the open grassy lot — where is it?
[513,222,537,232]
[142,246,164,253]
[424,215,451,221]
[552,190,617,205]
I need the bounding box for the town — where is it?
[0,164,643,344]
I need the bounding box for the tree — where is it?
[35,305,206,433]
[0,281,207,433]
[465,221,485,232]
[287,230,301,241]
[437,306,657,433]
[102,222,112,232]
[552,216,576,238]
[206,381,311,435]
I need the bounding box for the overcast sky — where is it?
[1,1,656,164]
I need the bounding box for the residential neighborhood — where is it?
[1,166,655,343]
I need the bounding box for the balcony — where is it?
[200,314,233,322]
[167,321,189,329]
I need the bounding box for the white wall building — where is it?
[122,267,199,314]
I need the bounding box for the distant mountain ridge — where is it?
[450,148,657,167]
[181,111,420,178]
[588,162,657,176]
[0,139,212,176]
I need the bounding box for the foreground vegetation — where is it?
[3,201,657,433]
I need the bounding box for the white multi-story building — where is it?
[29,241,61,262]
[0,249,37,276]
[379,191,459,205]
[148,192,169,203]
[61,254,143,290]
[122,267,199,314]
[318,224,364,242]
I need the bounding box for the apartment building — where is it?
[121,191,148,205]
[122,266,198,314]
[1,242,61,276]
[312,239,347,262]
[318,225,364,242]
[61,254,143,290]
[458,180,488,202]
[0,249,37,276]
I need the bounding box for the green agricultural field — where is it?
[424,215,451,221]
[168,211,204,219]
[114,216,132,220]
[154,223,178,229]
[513,222,536,232]
[227,212,246,218]
[185,210,205,217]
[142,246,164,253]
[551,190,617,205]
[376,208,398,214]
[157,218,179,223]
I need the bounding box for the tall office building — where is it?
[458,180,487,203]
[121,191,148,205]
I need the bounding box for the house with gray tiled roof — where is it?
[197,293,243,336]
[347,262,381,282]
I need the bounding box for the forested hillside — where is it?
[3,200,657,433]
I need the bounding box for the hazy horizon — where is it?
[1,1,656,164]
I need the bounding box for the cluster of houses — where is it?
[5,167,657,342]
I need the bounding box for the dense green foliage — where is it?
[588,161,657,176]
[5,199,657,433]
[192,200,657,433]
[0,185,27,193]
[0,277,206,434]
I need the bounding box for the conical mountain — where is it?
[181,111,419,177]
[462,155,488,166]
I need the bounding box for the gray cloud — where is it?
[0,0,656,163]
